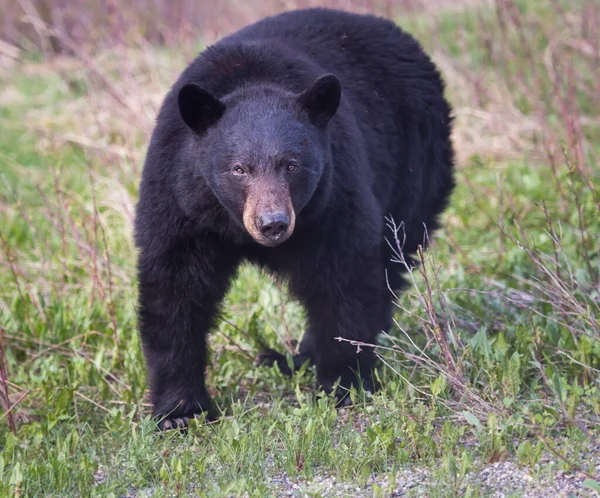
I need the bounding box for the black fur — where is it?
[134,7,455,428]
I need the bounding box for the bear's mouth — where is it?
[250,229,294,247]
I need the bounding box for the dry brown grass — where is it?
[1,0,484,53]
[1,0,513,174]
[6,0,596,175]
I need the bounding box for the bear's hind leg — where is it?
[256,332,314,376]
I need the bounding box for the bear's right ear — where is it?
[178,83,225,136]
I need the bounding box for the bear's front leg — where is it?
[292,253,387,404]
[137,238,238,430]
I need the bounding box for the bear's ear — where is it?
[297,74,341,127]
[178,83,225,136]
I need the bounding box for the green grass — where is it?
[1,1,599,496]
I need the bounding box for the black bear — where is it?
[134,7,455,429]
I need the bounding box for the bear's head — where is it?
[177,74,341,247]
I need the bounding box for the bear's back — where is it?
[198,8,441,110]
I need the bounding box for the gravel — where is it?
[262,444,600,497]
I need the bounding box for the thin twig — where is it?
[0,328,16,433]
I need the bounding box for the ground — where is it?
[0,0,599,497]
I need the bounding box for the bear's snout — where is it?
[257,212,290,242]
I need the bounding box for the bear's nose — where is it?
[257,212,290,241]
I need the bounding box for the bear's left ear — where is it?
[178,83,225,136]
[297,74,341,127]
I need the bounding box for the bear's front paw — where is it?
[153,392,215,431]
[158,415,201,431]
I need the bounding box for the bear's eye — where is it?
[286,163,297,172]
[233,164,246,175]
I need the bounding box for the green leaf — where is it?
[159,463,169,481]
[471,327,493,361]
[461,411,482,430]
[517,441,532,464]
[231,418,240,439]
[582,479,600,493]
[431,374,447,397]
[552,372,566,403]
[9,462,22,487]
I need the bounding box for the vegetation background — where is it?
[0,0,599,496]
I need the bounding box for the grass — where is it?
[1,0,599,496]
